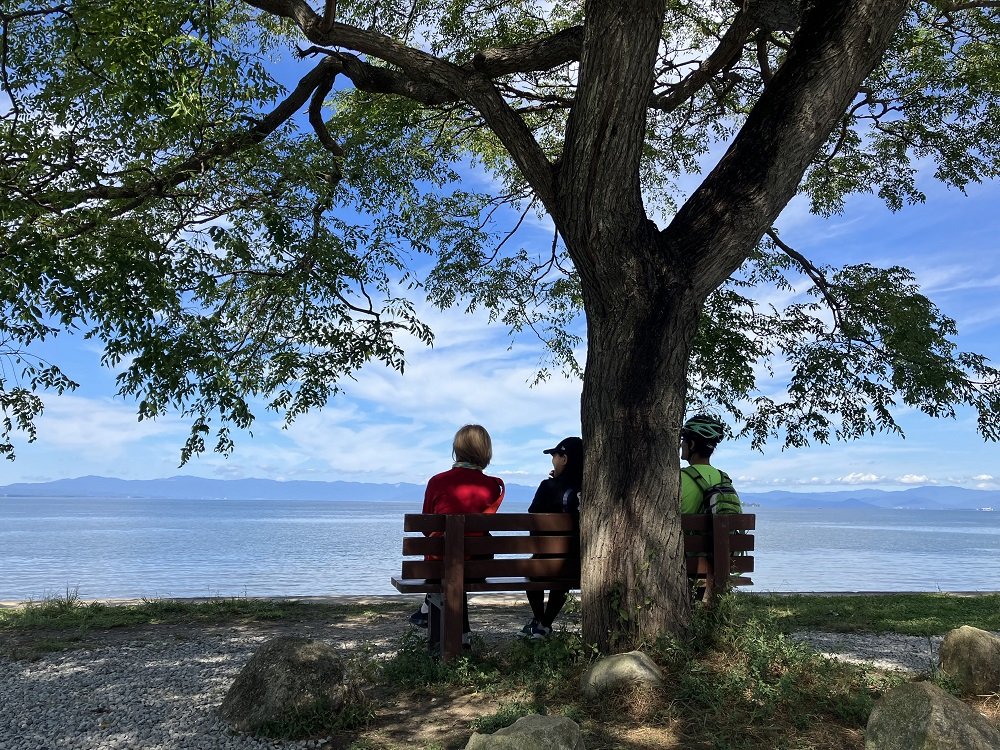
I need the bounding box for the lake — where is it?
[1,496,998,600]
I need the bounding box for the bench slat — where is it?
[682,514,756,532]
[402,535,577,557]
[686,556,754,575]
[684,534,755,554]
[403,513,577,534]
[402,556,581,580]
[391,576,581,593]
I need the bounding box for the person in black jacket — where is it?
[520,436,583,639]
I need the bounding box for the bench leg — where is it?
[426,593,465,660]
[427,594,444,656]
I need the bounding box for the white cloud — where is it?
[33,395,178,455]
[835,472,882,485]
[897,474,933,484]
[973,474,995,481]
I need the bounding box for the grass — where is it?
[370,595,920,750]
[737,592,1000,635]
[0,588,400,633]
[2,591,998,749]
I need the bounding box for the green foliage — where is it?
[689,243,1000,448]
[804,4,1000,215]
[2,0,998,459]
[667,596,908,749]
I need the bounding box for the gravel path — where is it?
[0,596,967,750]
[790,630,943,673]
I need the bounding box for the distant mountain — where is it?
[0,474,537,504]
[743,485,1000,511]
[1,476,996,511]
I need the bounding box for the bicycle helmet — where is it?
[681,414,726,444]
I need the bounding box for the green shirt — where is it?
[680,464,724,514]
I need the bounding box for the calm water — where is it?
[1,497,998,600]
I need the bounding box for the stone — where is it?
[218,637,364,738]
[579,650,663,698]
[939,626,1000,697]
[865,681,1000,750]
[465,714,585,750]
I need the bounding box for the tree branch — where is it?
[766,229,844,332]
[469,25,583,76]
[34,57,340,208]
[307,69,343,157]
[650,10,757,114]
[242,0,558,211]
[322,0,336,29]
[755,30,774,84]
[662,0,910,296]
[333,51,457,105]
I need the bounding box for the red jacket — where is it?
[422,466,505,515]
[422,467,504,559]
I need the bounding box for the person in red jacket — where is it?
[408,424,505,644]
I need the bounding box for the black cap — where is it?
[543,436,583,460]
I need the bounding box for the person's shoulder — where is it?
[426,467,457,485]
[690,464,723,480]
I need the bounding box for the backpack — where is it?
[682,466,742,514]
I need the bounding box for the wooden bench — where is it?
[391,512,755,659]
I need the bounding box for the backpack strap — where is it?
[681,465,712,514]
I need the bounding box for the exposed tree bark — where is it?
[550,0,909,649]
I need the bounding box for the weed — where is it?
[469,700,541,733]
[378,629,501,689]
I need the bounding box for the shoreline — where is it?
[3,589,999,610]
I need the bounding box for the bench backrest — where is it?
[399,512,756,584]
[401,513,580,582]
[681,513,756,585]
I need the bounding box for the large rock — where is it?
[865,681,1000,750]
[940,626,1000,696]
[465,714,584,750]
[219,636,365,738]
[579,650,663,698]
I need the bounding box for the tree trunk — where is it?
[559,0,909,651]
[575,229,702,650]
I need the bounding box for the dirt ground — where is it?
[1,595,586,749]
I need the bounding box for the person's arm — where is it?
[484,477,505,514]
[527,480,548,513]
[422,476,437,514]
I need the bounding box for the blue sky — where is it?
[4,166,999,493]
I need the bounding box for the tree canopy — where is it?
[3,0,1000,645]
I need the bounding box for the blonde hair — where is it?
[452,424,493,468]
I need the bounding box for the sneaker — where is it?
[408,609,428,628]
[518,619,539,638]
[530,623,552,639]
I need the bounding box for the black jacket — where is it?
[528,476,580,515]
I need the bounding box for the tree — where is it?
[3,0,999,649]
